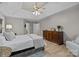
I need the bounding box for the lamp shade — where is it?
[6,24,12,30]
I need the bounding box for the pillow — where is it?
[0,35,6,41]
[74,36,79,44]
[0,35,6,45]
[3,31,15,41]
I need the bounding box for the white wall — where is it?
[5,17,38,35]
[5,17,25,35]
[40,4,79,41]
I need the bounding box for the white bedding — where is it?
[2,35,34,52]
[1,34,44,52]
[28,34,45,49]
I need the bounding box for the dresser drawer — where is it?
[43,31,63,45]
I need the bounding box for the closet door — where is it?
[33,23,40,35]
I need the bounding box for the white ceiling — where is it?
[0,2,79,22]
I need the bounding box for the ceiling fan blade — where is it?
[39,7,45,10]
[37,7,45,12]
[37,10,43,13]
[33,2,39,10]
[38,2,48,9]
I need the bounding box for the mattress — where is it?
[2,35,34,52]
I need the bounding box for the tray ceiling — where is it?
[0,2,78,22]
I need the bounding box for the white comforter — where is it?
[2,34,44,52]
[28,34,45,49]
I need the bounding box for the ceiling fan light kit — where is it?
[32,11,40,16]
[32,2,47,16]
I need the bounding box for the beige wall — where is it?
[40,4,79,41]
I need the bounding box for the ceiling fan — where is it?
[32,2,48,16]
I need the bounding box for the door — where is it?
[33,23,40,35]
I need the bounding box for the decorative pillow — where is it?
[0,35,6,45]
[3,31,15,41]
[0,35,6,41]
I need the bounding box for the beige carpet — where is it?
[43,40,74,57]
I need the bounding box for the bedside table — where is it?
[0,46,12,57]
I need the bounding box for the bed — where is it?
[1,34,45,52]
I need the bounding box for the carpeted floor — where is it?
[12,40,74,57]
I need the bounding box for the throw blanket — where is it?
[28,34,45,49]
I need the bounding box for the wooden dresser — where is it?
[43,30,63,45]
